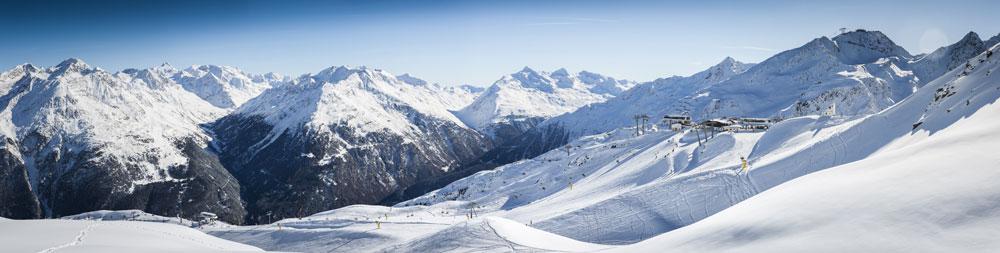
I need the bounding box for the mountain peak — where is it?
[832,29,888,40]
[15,63,40,73]
[551,68,570,77]
[802,36,836,50]
[709,56,752,74]
[50,58,94,76]
[506,66,554,92]
[692,56,754,84]
[831,29,912,64]
[397,73,428,86]
[314,65,360,83]
[958,31,983,44]
[55,58,90,70]
[57,57,87,66]
[151,62,177,74]
[518,66,540,74]
[713,56,740,68]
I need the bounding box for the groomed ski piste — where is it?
[1,45,997,253]
[199,45,1000,252]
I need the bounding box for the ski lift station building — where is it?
[736,117,774,130]
[662,115,693,131]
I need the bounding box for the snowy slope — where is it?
[456,67,634,141]
[0,58,245,223]
[401,127,767,245]
[211,66,491,224]
[618,44,1000,252]
[206,203,470,252]
[0,218,264,253]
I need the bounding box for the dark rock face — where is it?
[0,134,247,224]
[387,123,570,203]
[213,111,490,224]
[482,116,546,146]
[0,139,41,219]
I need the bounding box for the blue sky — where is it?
[2,0,998,86]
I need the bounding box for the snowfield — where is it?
[0,218,264,253]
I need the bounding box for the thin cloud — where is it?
[721,46,777,52]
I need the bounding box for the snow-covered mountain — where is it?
[168,64,285,109]
[682,30,919,118]
[396,73,484,111]
[386,68,636,203]
[0,59,245,223]
[909,31,1000,83]
[456,67,635,143]
[210,66,491,224]
[627,30,922,121]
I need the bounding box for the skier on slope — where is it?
[740,156,749,174]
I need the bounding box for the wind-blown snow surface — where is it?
[211,42,1000,253]
[0,218,264,253]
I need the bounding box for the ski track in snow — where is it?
[37,222,100,253]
